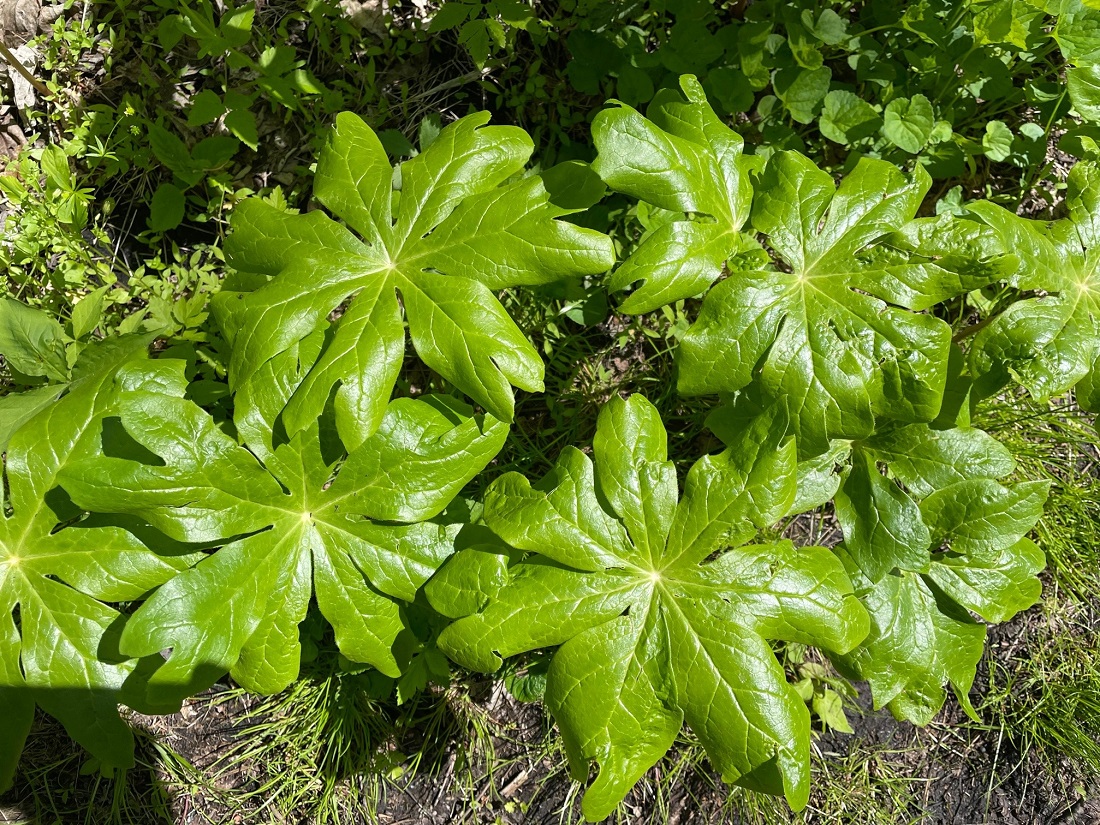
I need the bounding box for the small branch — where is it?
[0,41,53,102]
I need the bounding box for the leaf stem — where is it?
[952,312,997,344]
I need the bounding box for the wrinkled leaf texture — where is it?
[593,76,1015,457]
[710,405,1047,725]
[968,160,1100,407]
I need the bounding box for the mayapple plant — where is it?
[213,110,615,448]
[60,345,508,709]
[0,76,1092,820]
[592,75,1017,457]
[431,395,869,819]
[0,107,614,790]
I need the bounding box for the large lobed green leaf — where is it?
[591,74,755,314]
[832,497,1046,726]
[836,459,1047,723]
[60,340,507,709]
[593,76,1014,457]
[430,395,868,820]
[838,460,1046,723]
[968,160,1100,404]
[680,151,1017,457]
[1055,0,1100,122]
[710,397,1047,724]
[0,342,195,791]
[213,111,614,450]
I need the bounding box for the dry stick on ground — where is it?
[0,40,78,104]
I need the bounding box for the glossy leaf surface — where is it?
[214,112,614,448]
[433,396,868,820]
[675,149,1008,456]
[61,346,507,708]
[592,74,755,314]
[831,478,1047,724]
[0,350,191,790]
[969,161,1100,401]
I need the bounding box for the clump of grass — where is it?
[1,715,176,825]
[802,744,925,825]
[204,671,396,824]
[612,735,923,825]
[973,396,1100,775]
[146,659,537,825]
[1032,468,1100,605]
[980,599,1100,775]
[533,720,924,825]
[977,396,1100,597]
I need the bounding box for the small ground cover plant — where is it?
[3,0,1100,819]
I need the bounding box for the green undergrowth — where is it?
[494,289,714,484]
[982,599,1100,774]
[4,0,1100,821]
[0,719,175,825]
[5,230,1098,825]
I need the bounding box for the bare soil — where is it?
[4,590,1098,825]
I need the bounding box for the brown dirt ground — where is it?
[3,584,1098,825]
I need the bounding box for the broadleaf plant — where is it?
[430,395,868,820]
[0,346,198,792]
[3,81,1094,812]
[213,111,615,450]
[967,160,1100,404]
[60,340,507,709]
[593,77,1015,457]
[830,477,1048,725]
[687,156,1005,457]
[0,299,163,450]
[707,397,1047,723]
[590,74,755,314]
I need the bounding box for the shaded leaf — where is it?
[0,350,189,788]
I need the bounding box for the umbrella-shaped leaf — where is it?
[591,74,755,315]
[0,351,193,791]
[679,150,1011,456]
[61,344,507,709]
[709,399,1045,724]
[433,395,867,820]
[830,477,1047,724]
[595,81,1013,457]
[214,112,614,449]
[968,160,1100,402]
